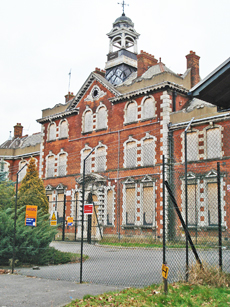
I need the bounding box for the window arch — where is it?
[19,160,27,182]
[124,138,137,168]
[142,96,155,120]
[125,101,137,124]
[59,120,68,139]
[46,154,55,178]
[141,135,156,166]
[58,151,67,176]
[83,109,93,133]
[205,126,222,159]
[96,105,107,130]
[95,144,106,172]
[48,123,56,141]
[81,146,92,174]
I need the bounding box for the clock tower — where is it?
[105,13,140,85]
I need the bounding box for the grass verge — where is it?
[65,283,230,306]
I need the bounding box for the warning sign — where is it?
[67,216,73,226]
[25,205,37,227]
[84,204,93,215]
[50,211,57,226]
[162,264,169,279]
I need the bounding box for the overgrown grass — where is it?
[65,263,230,306]
[65,283,230,306]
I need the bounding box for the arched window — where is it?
[95,146,106,172]
[48,123,56,141]
[206,128,221,159]
[125,101,137,123]
[142,97,155,120]
[58,153,67,176]
[47,155,55,178]
[125,141,137,168]
[82,149,92,174]
[19,160,27,182]
[59,120,68,139]
[97,106,107,130]
[84,110,93,133]
[142,138,155,166]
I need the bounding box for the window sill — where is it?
[124,121,138,126]
[47,139,56,143]
[95,127,107,132]
[140,117,156,122]
[58,137,68,140]
[103,225,114,228]
[121,225,155,230]
[82,131,93,135]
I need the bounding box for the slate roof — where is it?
[0,133,42,149]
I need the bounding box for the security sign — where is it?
[25,205,38,227]
[67,216,73,226]
[162,264,169,279]
[50,211,57,226]
[84,203,93,215]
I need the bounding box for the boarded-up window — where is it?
[126,102,137,123]
[82,149,91,174]
[19,161,27,182]
[96,147,106,172]
[142,138,155,166]
[207,128,221,159]
[142,98,155,120]
[126,141,137,168]
[49,123,56,141]
[47,156,55,177]
[187,184,198,226]
[58,153,67,176]
[187,132,198,161]
[84,110,93,132]
[97,107,107,130]
[107,189,113,225]
[126,186,135,225]
[59,120,68,138]
[207,183,218,226]
[143,186,154,225]
[57,193,64,223]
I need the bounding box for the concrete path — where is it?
[0,274,124,307]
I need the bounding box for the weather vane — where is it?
[118,1,129,15]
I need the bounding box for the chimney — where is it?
[94,67,106,77]
[186,51,200,88]
[14,123,23,138]
[137,51,158,77]
[65,92,75,103]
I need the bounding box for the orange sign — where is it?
[67,216,73,226]
[25,205,38,226]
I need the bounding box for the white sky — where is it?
[0,0,229,144]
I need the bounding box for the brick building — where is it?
[1,13,229,241]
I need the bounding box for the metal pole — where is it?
[184,129,189,281]
[162,155,168,294]
[184,117,194,282]
[12,163,27,274]
[217,162,222,270]
[62,194,66,241]
[80,147,95,284]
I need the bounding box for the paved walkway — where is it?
[0,274,124,307]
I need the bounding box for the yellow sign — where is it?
[25,205,38,226]
[162,264,169,279]
[50,211,57,226]
[67,216,73,226]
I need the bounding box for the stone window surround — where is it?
[46,149,68,178]
[58,119,69,139]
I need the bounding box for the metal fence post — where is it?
[163,155,168,294]
[217,162,222,270]
[62,194,66,241]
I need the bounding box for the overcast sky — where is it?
[0,0,229,144]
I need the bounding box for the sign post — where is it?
[25,205,38,227]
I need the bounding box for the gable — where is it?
[68,72,121,110]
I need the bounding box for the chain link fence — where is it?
[4,122,230,287]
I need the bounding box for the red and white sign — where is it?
[84,203,93,215]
